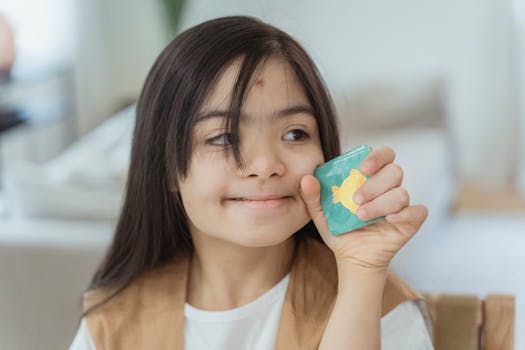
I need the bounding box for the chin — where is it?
[232,219,308,248]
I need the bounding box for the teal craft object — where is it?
[314,144,383,236]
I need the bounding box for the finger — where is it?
[360,145,396,175]
[385,204,429,238]
[356,187,410,221]
[353,163,404,205]
[299,175,331,240]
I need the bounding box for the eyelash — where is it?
[282,129,310,142]
[206,133,233,146]
[206,129,310,146]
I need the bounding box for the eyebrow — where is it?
[195,105,315,123]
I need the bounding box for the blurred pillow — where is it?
[335,78,446,132]
[2,104,135,220]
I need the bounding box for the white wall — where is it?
[513,0,525,196]
[72,0,167,135]
[179,0,520,188]
[0,0,75,75]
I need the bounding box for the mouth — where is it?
[226,195,294,209]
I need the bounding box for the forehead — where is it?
[199,56,310,114]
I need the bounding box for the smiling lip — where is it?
[227,195,293,209]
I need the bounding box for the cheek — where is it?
[178,173,229,234]
[179,156,230,206]
[291,146,325,176]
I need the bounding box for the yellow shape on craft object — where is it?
[331,169,367,214]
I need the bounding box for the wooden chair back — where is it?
[423,293,515,350]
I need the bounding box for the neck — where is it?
[186,235,296,311]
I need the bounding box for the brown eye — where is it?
[283,129,310,142]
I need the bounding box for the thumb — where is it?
[299,175,331,240]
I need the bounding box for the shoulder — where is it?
[82,258,189,349]
[83,258,187,313]
[69,318,96,350]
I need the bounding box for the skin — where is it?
[0,14,15,72]
[177,56,428,349]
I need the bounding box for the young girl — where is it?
[70,16,433,350]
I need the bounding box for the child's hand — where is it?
[299,146,428,272]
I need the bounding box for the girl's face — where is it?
[178,57,324,248]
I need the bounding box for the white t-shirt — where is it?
[70,274,434,349]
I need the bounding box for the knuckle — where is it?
[395,194,406,210]
[307,200,322,213]
[355,187,367,201]
[313,204,324,215]
[305,197,324,215]
[358,204,373,220]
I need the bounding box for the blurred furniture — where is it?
[2,105,133,220]
[0,107,27,187]
[0,218,113,350]
[0,66,75,208]
[0,108,26,133]
[0,12,24,134]
[0,12,25,167]
[0,65,75,151]
[424,293,515,350]
[1,10,75,171]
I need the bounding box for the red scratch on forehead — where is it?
[254,79,264,87]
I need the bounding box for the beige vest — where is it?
[84,238,421,349]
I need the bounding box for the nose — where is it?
[239,141,286,179]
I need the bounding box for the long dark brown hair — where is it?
[83,15,340,316]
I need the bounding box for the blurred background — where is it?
[0,0,523,349]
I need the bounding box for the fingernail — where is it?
[361,160,375,174]
[353,193,364,205]
[357,208,367,220]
